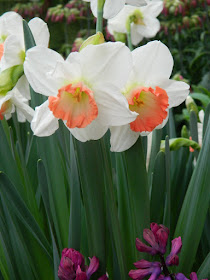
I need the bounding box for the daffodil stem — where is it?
[96,0,104,33]
[127,32,133,51]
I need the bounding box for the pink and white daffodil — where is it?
[110,41,190,152]
[107,0,163,45]
[84,0,147,19]
[24,42,138,141]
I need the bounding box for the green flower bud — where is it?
[181,125,189,139]
[79,32,105,51]
[185,96,198,115]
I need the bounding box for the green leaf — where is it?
[174,118,210,274]
[197,252,210,279]
[160,138,200,151]
[0,65,23,95]
[0,172,52,262]
[124,137,150,247]
[191,93,210,107]
[163,136,170,230]
[150,151,166,224]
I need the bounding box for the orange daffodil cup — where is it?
[0,11,50,122]
[107,0,163,45]
[24,42,138,141]
[110,41,190,152]
[83,0,147,19]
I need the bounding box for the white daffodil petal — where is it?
[31,100,59,136]
[131,24,144,45]
[28,18,50,47]
[11,89,34,122]
[143,0,163,17]
[0,91,13,107]
[110,124,140,152]
[69,119,108,142]
[130,41,174,86]
[136,17,160,38]
[126,0,147,6]
[94,83,138,126]
[24,46,64,97]
[52,60,82,85]
[103,0,125,19]
[80,42,132,90]
[15,75,31,100]
[0,12,23,39]
[1,35,24,70]
[162,80,190,108]
[16,108,26,122]
[199,110,204,123]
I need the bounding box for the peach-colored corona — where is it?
[0,43,4,61]
[128,86,169,132]
[0,100,11,120]
[48,82,98,128]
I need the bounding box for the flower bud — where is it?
[79,32,105,51]
[166,237,182,266]
[185,96,198,115]
[0,65,24,95]
[181,125,189,139]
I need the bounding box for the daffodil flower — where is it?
[0,12,50,100]
[110,41,190,152]
[84,0,147,19]
[24,42,138,141]
[107,0,163,45]
[0,86,34,122]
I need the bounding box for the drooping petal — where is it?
[161,79,190,108]
[79,42,132,90]
[24,46,64,96]
[94,84,138,127]
[134,17,160,38]
[142,0,163,17]
[135,238,157,255]
[86,257,99,279]
[31,100,59,136]
[110,124,140,152]
[103,0,125,19]
[129,41,174,87]
[11,88,34,122]
[15,74,31,100]
[175,273,189,280]
[28,17,50,47]
[0,35,24,70]
[131,24,144,45]
[69,118,108,142]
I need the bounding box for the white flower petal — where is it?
[129,41,174,86]
[0,91,13,108]
[103,0,125,19]
[143,0,163,17]
[69,119,108,142]
[28,17,50,47]
[135,17,160,38]
[15,75,31,100]
[94,83,138,126]
[16,108,26,122]
[162,79,190,108]
[0,35,24,70]
[0,12,23,39]
[199,110,204,123]
[110,124,140,152]
[24,46,64,97]
[126,0,147,5]
[131,24,144,45]
[31,100,59,136]
[11,88,34,122]
[80,42,132,90]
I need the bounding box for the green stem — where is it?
[127,32,133,51]
[96,0,104,33]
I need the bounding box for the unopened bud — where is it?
[181,125,189,139]
[185,96,198,115]
[79,32,105,51]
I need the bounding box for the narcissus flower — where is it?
[24,42,137,141]
[110,41,190,152]
[107,0,163,45]
[0,12,50,105]
[84,0,147,19]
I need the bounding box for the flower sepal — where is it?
[0,64,23,95]
[79,32,105,51]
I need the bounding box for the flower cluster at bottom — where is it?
[128,223,207,280]
[58,248,108,280]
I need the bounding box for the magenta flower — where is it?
[129,260,161,280]
[175,272,208,280]
[58,248,101,280]
[136,223,169,255]
[165,237,182,266]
